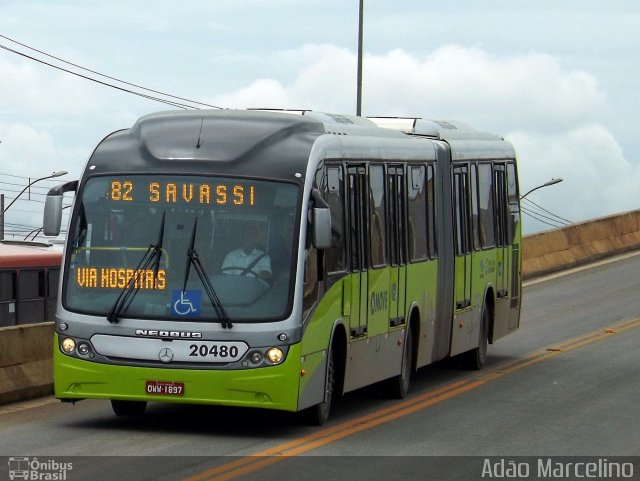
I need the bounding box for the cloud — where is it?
[212,44,634,233]
[0,56,99,115]
[211,45,355,111]
[509,125,640,221]
[0,123,78,234]
[0,42,635,236]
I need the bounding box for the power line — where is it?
[2,207,71,215]
[521,207,565,229]
[0,180,55,191]
[0,177,72,188]
[0,188,74,203]
[1,197,47,205]
[0,172,67,181]
[0,33,223,110]
[521,210,563,229]
[0,186,50,198]
[0,43,196,110]
[0,171,72,183]
[522,198,572,225]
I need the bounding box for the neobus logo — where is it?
[135,329,203,339]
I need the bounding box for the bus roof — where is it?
[0,241,63,268]
[84,109,514,181]
[87,109,326,180]
[367,117,504,141]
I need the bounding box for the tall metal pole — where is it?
[356,0,364,116]
[1,194,4,240]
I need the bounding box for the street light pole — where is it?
[356,0,364,116]
[1,170,68,240]
[520,178,563,200]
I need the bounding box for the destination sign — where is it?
[109,180,255,206]
[76,267,166,290]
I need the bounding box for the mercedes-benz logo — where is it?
[158,347,174,363]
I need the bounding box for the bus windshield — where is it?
[64,175,300,323]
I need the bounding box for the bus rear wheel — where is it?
[111,400,147,416]
[462,305,489,370]
[386,326,413,398]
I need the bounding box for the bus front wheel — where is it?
[303,347,335,426]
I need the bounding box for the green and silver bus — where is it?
[44,109,521,424]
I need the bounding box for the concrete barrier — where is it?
[522,209,640,279]
[2,208,640,405]
[0,322,54,404]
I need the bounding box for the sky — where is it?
[0,0,639,238]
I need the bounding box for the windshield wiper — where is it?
[182,217,232,328]
[107,211,166,323]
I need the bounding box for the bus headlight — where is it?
[61,338,76,353]
[266,347,283,365]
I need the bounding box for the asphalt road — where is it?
[1,252,639,481]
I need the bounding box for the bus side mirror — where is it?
[310,188,332,250]
[43,181,78,237]
[43,195,64,236]
[312,207,332,250]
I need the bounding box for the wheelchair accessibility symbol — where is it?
[171,290,202,317]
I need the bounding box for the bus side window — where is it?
[426,164,438,258]
[506,162,520,244]
[387,165,406,266]
[369,164,387,268]
[324,165,347,274]
[453,167,472,256]
[407,165,428,261]
[470,164,481,251]
[494,164,509,247]
[303,247,319,319]
[0,270,17,327]
[17,270,45,324]
[477,163,496,249]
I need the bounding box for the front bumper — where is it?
[53,334,302,412]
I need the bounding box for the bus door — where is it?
[347,166,369,338]
[453,165,472,312]
[387,165,407,327]
[451,165,474,356]
[506,162,522,331]
[490,163,511,339]
[494,164,509,300]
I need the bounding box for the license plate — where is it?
[145,380,185,396]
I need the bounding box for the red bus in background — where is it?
[0,240,63,327]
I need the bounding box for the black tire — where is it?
[111,400,147,416]
[386,327,413,398]
[304,347,335,426]
[462,305,489,370]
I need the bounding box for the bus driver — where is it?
[220,228,271,283]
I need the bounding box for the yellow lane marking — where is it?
[183,315,640,481]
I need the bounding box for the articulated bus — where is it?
[44,109,521,424]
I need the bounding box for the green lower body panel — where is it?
[53,334,302,412]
